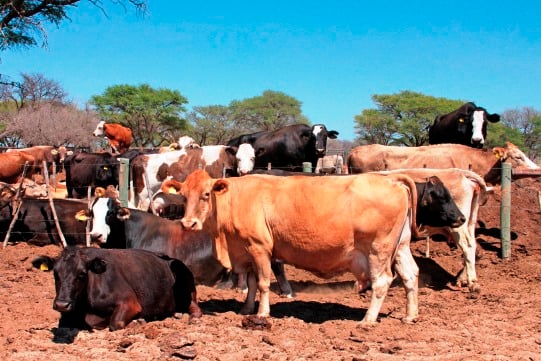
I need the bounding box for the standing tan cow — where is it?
[347,142,539,185]
[179,169,421,326]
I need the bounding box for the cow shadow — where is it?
[413,256,456,290]
[51,327,80,344]
[475,221,518,256]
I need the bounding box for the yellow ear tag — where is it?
[40,263,49,271]
[495,153,501,160]
[103,166,108,170]
[75,211,88,222]
[459,118,464,123]
[168,186,177,194]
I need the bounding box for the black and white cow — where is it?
[428,102,500,148]
[226,124,339,172]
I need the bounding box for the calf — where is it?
[33,247,201,330]
[87,196,226,286]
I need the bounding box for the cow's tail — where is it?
[391,174,424,240]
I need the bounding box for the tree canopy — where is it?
[229,90,309,133]
[354,91,464,146]
[90,84,189,147]
[0,0,146,51]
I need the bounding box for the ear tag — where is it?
[40,263,49,271]
[168,186,177,194]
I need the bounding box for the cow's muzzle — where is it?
[180,218,203,231]
[54,299,74,313]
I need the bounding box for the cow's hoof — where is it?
[241,315,272,330]
[401,316,418,324]
[467,285,481,299]
[357,319,378,329]
[239,306,254,315]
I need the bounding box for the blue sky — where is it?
[1,1,540,141]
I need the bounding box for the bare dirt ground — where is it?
[1,178,540,361]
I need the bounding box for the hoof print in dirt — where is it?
[241,315,272,330]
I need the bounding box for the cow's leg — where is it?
[362,257,393,325]
[240,272,257,315]
[454,227,480,294]
[109,298,143,331]
[393,241,419,323]
[271,259,294,298]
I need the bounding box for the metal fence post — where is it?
[500,162,512,259]
[118,158,129,208]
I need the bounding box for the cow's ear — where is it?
[50,149,59,155]
[88,258,107,274]
[328,130,339,139]
[31,256,56,272]
[488,114,500,123]
[255,147,266,157]
[66,150,74,156]
[212,179,229,195]
[116,207,131,220]
[493,147,506,160]
[225,146,237,155]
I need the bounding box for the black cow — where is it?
[87,197,226,286]
[64,152,119,198]
[0,198,89,246]
[428,102,500,148]
[226,124,338,172]
[33,247,202,330]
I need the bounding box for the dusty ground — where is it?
[1,178,540,361]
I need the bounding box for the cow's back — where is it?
[211,173,414,275]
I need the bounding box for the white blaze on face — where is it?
[178,135,196,149]
[236,143,255,175]
[471,110,485,144]
[89,198,110,242]
[93,120,105,137]
[312,125,326,152]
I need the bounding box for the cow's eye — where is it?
[202,192,210,200]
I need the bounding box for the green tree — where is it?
[187,105,235,145]
[0,0,146,51]
[229,90,308,133]
[498,107,541,161]
[355,91,464,146]
[90,84,189,147]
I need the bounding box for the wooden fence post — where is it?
[500,162,512,259]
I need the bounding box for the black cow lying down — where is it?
[33,247,202,331]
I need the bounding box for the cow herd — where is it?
[3,102,540,331]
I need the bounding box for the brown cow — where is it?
[93,121,132,154]
[0,151,36,183]
[179,169,421,326]
[375,168,488,294]
[347,142,539,185]
[7,145,72,174]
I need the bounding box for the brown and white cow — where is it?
[347,142,539,185]
[375,168,488,294]
[93,121,133,154]
[179,169,421,326]
[131,145,244,211]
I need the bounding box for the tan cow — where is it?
[375,168,487,294]
[347,142,539,185]
[0,151,36,183]
[7,145,72,174]
[179,169,421,326]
